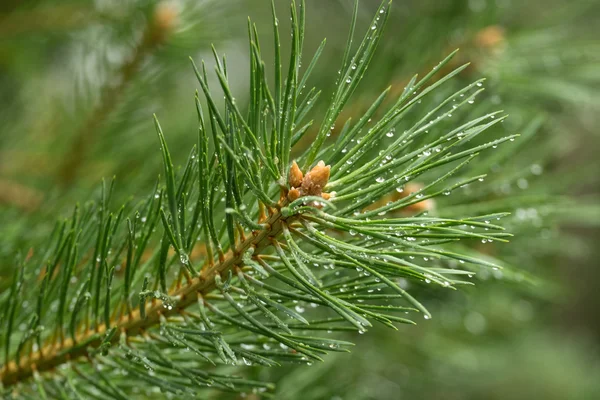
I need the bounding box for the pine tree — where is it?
[1,0,599,399]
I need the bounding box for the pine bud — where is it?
[301,161,330,196]
[287,188,301,201]
[475,25,505,50]
[363,182,435,214]
[398,182,436,214]
[289,161,304,188]
[150,2,179,44]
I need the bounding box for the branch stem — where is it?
[1,207,287,388]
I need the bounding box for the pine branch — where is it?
[1,1,521,397]
[0,206,288,387]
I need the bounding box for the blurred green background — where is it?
[1,0,599,399]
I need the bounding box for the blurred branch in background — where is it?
[57,1,178,187]
[0,0,238,209]
[0,179,43,212]
[0,4,92,37]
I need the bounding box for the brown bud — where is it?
[397,182,423,199]
[287,188,301,202]
[475,25,505,50]
[398,182,435,213]
[363,181,435,214]
[150,2,179,43]
[288,161,303,188]
[301,161,330,196]
[404,197,435,214]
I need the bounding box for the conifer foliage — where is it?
[1,1,519,397]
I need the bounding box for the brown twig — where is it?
[57,2,178,187]
[0,178,44,212]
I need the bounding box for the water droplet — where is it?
[530,164,543,175]
[517,178,529,189]
[179,252,189,266]
[464,311,486,334]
